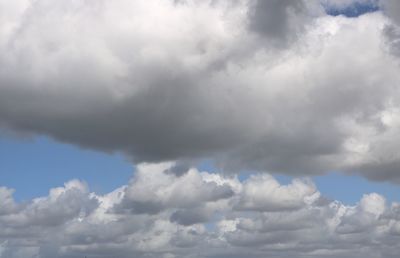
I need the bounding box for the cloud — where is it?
[233,174,319,212]
[1,1,400,182]
[0,180,98,230]
[380,0,400,24]
[247,0,314,46]
[2,2,400,256]
[380,0,400,61]
[114,163,234,215]
[1,162,400,258]
[0,188,18,216]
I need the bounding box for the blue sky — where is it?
[324,0,380,17]
[1,135,399,205]
[0,135,133,201]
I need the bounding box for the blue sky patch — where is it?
[0,136,133,201]
[324,1,380,17]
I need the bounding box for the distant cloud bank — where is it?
[0,162,399,258]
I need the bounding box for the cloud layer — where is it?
[1,0,400,180]
[1,162,400,258]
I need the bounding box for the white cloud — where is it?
[0,162,400,257]
[233,174,319,212]
[0,180,98,232]
[114,163,234,216]
[0,188,17,215]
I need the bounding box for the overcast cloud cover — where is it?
[1,0,400,257]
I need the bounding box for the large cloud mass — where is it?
[1,163,400,258]
[2,1,400,257]
[1,0,400,180]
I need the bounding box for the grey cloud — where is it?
[381,0,400,61]
[247,0,311,46]
[380,0,400,25]
[170,207,211,226]
[115,199,165,215]
[1,0,400,182]
[164,161,193,177]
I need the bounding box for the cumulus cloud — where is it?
[0,162,400,258]
[0,188,18,216]
[0,0,400,181]
[114,163,234,215]
[233,174,319,212]
[0,180,97,229]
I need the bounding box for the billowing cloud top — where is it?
[1,1,400,180]
[1,163,400,258]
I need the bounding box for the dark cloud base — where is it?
[1,0,400,181]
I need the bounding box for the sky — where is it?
[2,135,399,205]
[2,0,400,257]
[0,136,133,201]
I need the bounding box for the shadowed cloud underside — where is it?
[1,0,400,257]
[1,0,400,181]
